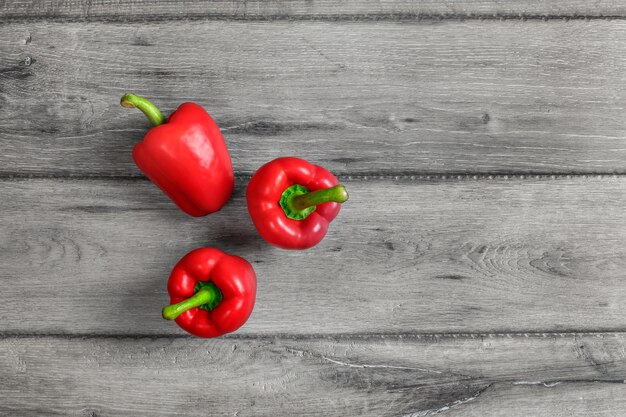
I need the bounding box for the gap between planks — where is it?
[0,173,623,182]
[3,14,626,24]
[3,330,626,341]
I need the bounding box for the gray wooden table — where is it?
[2,1,626,415]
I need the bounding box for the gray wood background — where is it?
[1,1,625,416]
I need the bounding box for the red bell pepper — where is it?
[120,94,234,217]
[162,248,256,338]
[246,157,348,249]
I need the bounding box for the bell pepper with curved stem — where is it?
[120,93,234,217]
[246,157,348,249]
[162,248,256,338]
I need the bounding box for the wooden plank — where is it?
[1,334,625,416]
[2,21,626,176]
[1,176,625,335]
[1,0,625,21]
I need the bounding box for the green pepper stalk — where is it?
[280,184,348,220]
[162,282,222,320]
[120,93,165,126]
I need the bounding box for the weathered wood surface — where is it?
[2,0,625,414]
[2,20,626,176]
[1,334,625,416]
[2,0,625,21]
[1,177,624,335]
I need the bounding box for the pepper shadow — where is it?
[201,181,272,260]
[106,265,183,336]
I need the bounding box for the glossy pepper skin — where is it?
[162,248,256,338]
[121,94,234,217]
[246,157,348,250]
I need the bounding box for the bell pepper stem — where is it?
[290,184,349,211]
[162,284,221,321]
[120,93,165,126]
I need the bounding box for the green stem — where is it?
[290,184,349,211]
[280,184,349,220]
[162,283,222,321]
[120,93,165,126]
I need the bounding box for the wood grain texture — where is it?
[1,334,625,416]
[1,177,624,335]
[1,0,625,21]
[2,20,626,176]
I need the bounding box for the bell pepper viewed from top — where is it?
[246,157,348,250]
[120,93,234,217]
[162,248,257,338]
